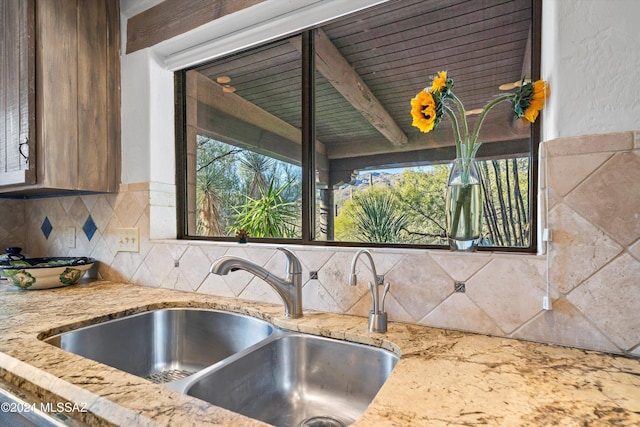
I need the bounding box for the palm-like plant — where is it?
[351,189,409,243]
[240,151,275,199]
[232,177,300,238]
[196,136,244,235]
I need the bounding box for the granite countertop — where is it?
[1,280,639,426]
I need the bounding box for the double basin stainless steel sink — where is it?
[44,309,398,427]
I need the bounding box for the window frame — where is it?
[175,0,542,253]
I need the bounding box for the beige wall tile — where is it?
[197,274,235,297]
[301,279,342,313]
[144,244,177,285]
[548,203,622,294]
[238,277,281,305]
[317,253,369,313]
[566,152,640,246]
[429,252,491,282]
[466,257,547,334]
[379,292,414,323]
[3,129,639,356]
[177,246,210,290]
[422,293,504,335]
[385,253,453,321]
[567,254,640,351]
[547,152,611,197]
[513,299,618,353]
[547,132,633,157]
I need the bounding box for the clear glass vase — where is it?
[445,157,482,251]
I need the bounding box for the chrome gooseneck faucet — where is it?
[209,247,303,318]
[349,249,390,333]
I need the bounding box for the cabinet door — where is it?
[36,0,120,193]
[0,0,36,186]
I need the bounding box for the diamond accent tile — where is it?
[40,216,53,240]
[82,215,98,241]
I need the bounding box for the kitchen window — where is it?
[175,0,541,251]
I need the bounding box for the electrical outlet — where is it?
[117,227,139,252]
[65,227,76,248]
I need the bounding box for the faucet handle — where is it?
[380,282,390,312]
[277,247,301,275]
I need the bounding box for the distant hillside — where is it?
[334,171,402,209]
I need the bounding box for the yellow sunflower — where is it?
[514,79,550,123]
[411,90,438,133]
[430,71,448,93]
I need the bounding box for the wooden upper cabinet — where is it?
[0,0,36,187]
[0,0,120,196]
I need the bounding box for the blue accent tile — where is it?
[82,215,97,241]
[41,217,53,240]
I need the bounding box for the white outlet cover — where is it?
[66,227,76,248]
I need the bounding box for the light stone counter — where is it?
[1,280,638,426]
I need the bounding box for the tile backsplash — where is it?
[1,130,638,358]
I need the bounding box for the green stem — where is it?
[450,93,469,157]
[469,94,515,156]
[450,182,479,242]
[444,106,462,159]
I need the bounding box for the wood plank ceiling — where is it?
[194,0,533,169]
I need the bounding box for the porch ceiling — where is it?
[194,0,533,166]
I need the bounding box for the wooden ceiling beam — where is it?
[327,121,530,160]
[193,71,327,156]
[328,138,530,187]
[291,29,409,147]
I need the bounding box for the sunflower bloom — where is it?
[430,71,448,93]
[411,90,438,133]
[513,79,550,123]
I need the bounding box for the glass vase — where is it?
[445,157,482,251]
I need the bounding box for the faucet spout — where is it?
[210,248,303,318]
[349,250,379,312]
[349,249,389,333]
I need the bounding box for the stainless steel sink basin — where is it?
[184,333,399,427]
[44,308,399,426]
[44,309,274,383]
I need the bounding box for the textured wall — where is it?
[541,0,640,141]
[2,130,638,357]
